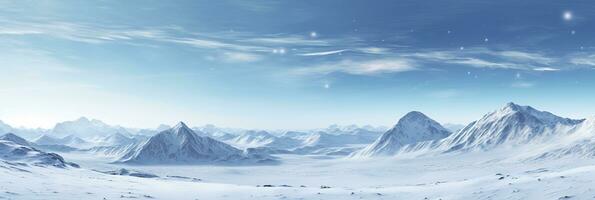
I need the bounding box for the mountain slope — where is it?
[0,133,32,146]
[96,133,136,146]
[438,102,584,152]
[117,122,274,164]
[0,135,78,168]
[34,134,90,148]
[229,130,277,148]
[352,111,451,157]
[522,117,595,159]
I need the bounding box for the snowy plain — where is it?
[2,151,595,200]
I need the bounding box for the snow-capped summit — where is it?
[0,133,31,146]
[494,102,580,126]
[117,122,273,164]
[439,102,584,152]
[352,111,451,157]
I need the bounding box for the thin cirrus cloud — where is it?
[569,54,595,67]
[0,19,330,55]
[298,49,348,56]
[297,47,389,56]
[406,49,562,71]
[220,52,262,63]
[293,58,417,76]
[3,19,595,73]
[533,67,560,71]
[511,81,535,88]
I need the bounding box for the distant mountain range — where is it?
[3,102,595,164]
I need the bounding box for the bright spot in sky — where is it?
[484,38,489,42]
[460,46,465,50]
[324,83,330,89]
[571,30,576,35]
[273,48,286,54]
[310,31,317,38]
[563,11,573,21]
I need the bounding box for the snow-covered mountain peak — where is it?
[437,103,584,152]
[75,116,90,123]
[115,122,276,164]
[0,133,31,146]
[351,111,450,157]
[172,121,191,131]
[391,111,449,135]
[487,102,583,127]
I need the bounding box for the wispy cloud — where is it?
[298,49,347,56]
[3,18,594,74]
[407,48,560,71]
[293,58,416,75]
[570,54,595,67]
[242,35,330,46]
[409,50,523,70]
[220,52,262,63]
[511,81,535,88]
[357,47,391,54]
[495,51,555,65]
[533,67,560,71]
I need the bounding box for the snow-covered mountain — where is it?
[95,133,137,146]
[228,130,276,148]
[51,117,132,139]
[0,133,32,146]
[0,134,78,168]
[520,117,595,160]
[85,143,140,159]
[319,124,387,135]
[117,122,275,164]
[438,102,584,152]
[352,111,451,157]
[226,130,303,150]
[0,120,50,140]
[34,134,91,149]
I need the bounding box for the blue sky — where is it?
[1,0,595,129]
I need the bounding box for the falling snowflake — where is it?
[563,11,573,21]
